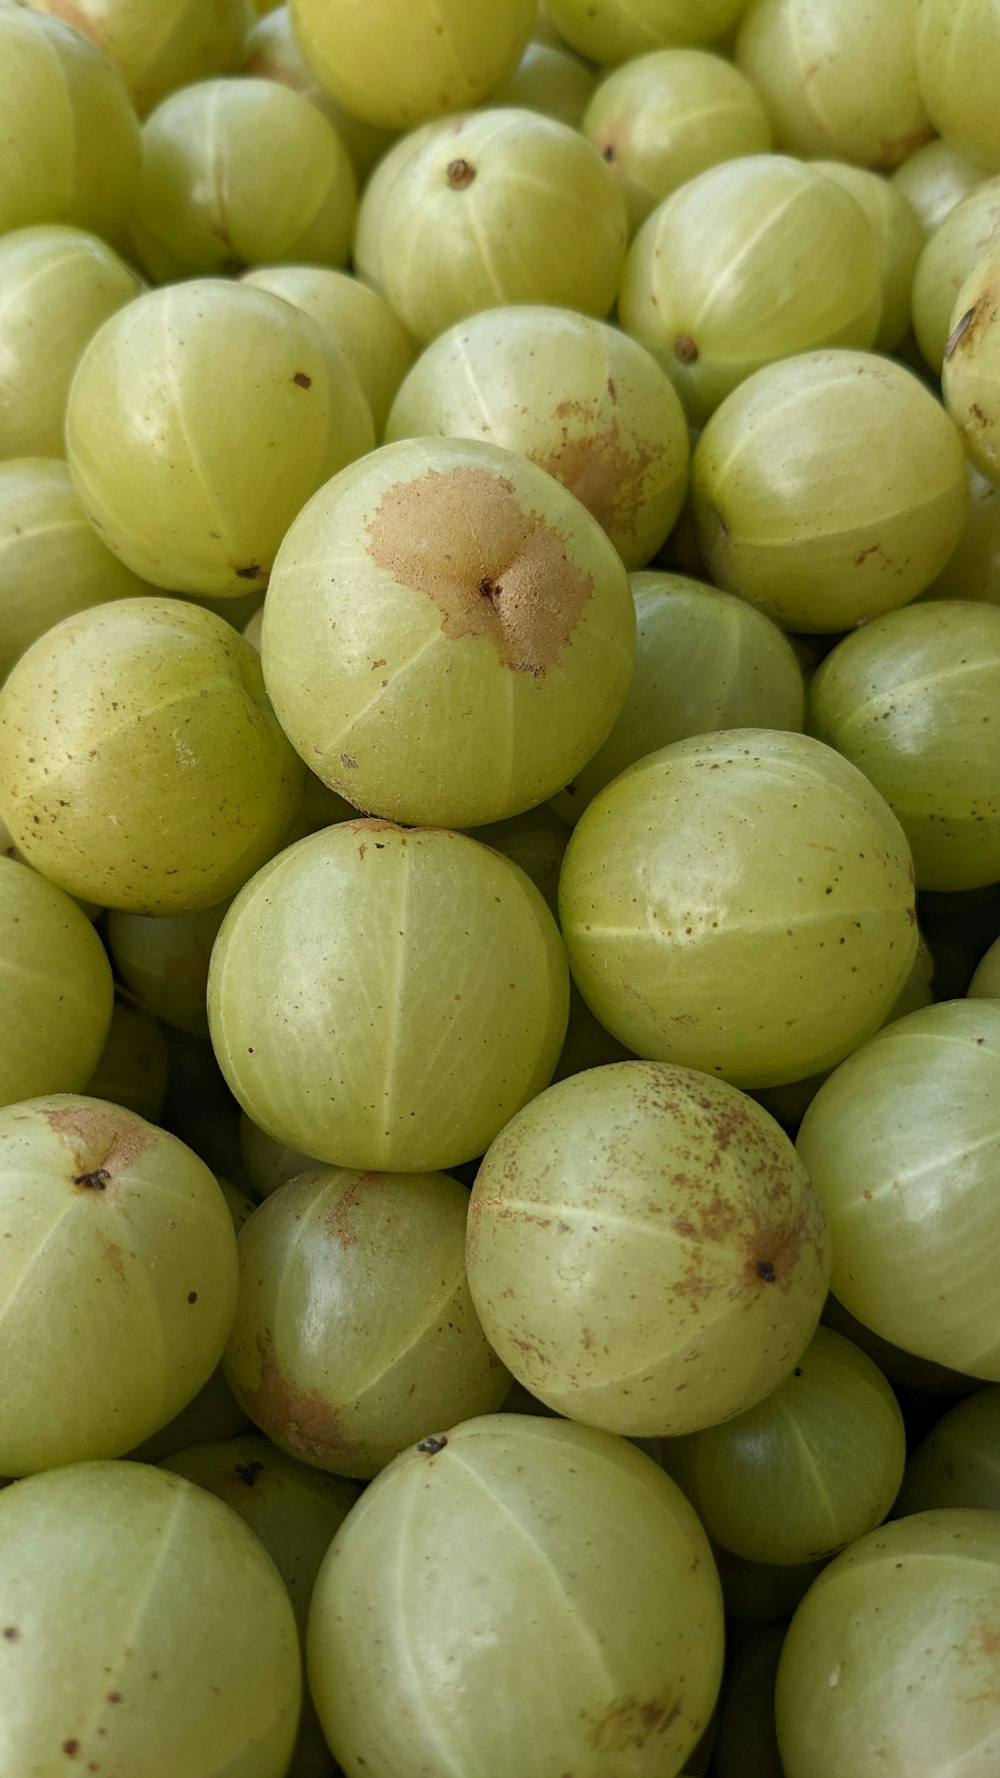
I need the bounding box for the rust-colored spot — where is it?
[324,1171,378,1248]
[234,562,264,581]
[756,1259,776,1282]
[587,1696,681,1752]
[292,371,312,389]
[75,1169,110,1192]
[446,158,476,189]
[536,406,659,549]
[99,1236,126,1282]
[48,1104,155,1185]
[871,120,934,169]
[365,466,594,677]
[674,335,698,365]
[243,1331,363,1468]
[63,1742,79,1759]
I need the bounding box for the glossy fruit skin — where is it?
[261,435,635,829]
[0,858,114,1107]
[796,999,1000,1379]
[775,1509,1000,1778]
[207,821,569,1173]
[558,728,918,1089]
[911,175,1000,372]
[544,0,748,61]
[0,597,305,916]
[942,254,1000,485]
[25,0,250,117]
[467,1060,831,1437]
[812,162,925,352]
[917,0,1000,172]
[307,1413,725,1778]
[807,600,1000,891]
[0,1460,301,1778]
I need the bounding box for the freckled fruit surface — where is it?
[558,728,918,1088]
[0,1460,300,1778]
[222,1168,510,1478]
[207,821,569,1171]
[796,999,1000,1380]
[0,858,114,1107]
[64,279,375,597]
[0,597,305,915]
[0,1095,239,1475]
[261,436,635,828]
[466,1060,831,1436]
[307,1413,725,1778]
[775,1510,1000,1778]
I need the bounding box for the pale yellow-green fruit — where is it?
[970,936,1000,997]
[239,1111,317,1199]
[942,255,1000,486]
[813,162,925,352]
[583,48,771,232]
[0,1461,301,1777]
[241,5,397,181]
[559,729,918,1089]
[355,107,628,344]
[0,857,114,1108]
[660,1327,905,1567]
[385,306,689,570]
[290,0,535,130]
[261,436,635,829]
[308,1414,725,1778]
[925,465,1000,606]
[0,597,305,916]
[65,279,374,597]
[912,175,1000,372]
[734,0,931,169]
[223,1168,511,1478]
[0,1096,240,1473]
[242,264,415,438]
[892,136,992,236]
[544,0,748,61]
[106,901,231,1039]
[208,821,570,1173]
[894,1386,1000,1514]
[0,227,141,461]
[85,997,170,1125]
[467,1060,831,1438]
[917,0,1000,172]
[618,155,881,426]
[130,77,357,283]
[550,571,804,823]
[692,350,969,633]
[24,0,248,115]
[0,459,149,684]
[0,8,141,238]
[490,36,597,128]
[473,802,569,918]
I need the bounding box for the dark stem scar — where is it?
[74,1169,110,1191]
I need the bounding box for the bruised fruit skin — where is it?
[942,255,1000,486]
[222,1169,510,1478]
[466,1060,831,1437]
[0,1095,239,1474]
[0,858,114,1108]
[261,436,635,828]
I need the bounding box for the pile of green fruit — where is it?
[1,0,1000,1773]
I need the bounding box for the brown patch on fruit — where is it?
[244,1331,363,1468]
[47,1103,155,1189]
[587,1696,681,1752]
[234,562,265,582]
[292,372,312,389]
[536,404,658,546]
[324,1172,379,1248]
[872,120,934,169]
[98,1235,126,1282]
[365,466,594,676]
[446,158,476,189]
[945,267,1000,365]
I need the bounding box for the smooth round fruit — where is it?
[618,156,881,426]
[0,1460,300,1777]
[926,464,1000,605]
[130,77,357,282]
[775,1510,1000,1778]
[242,264,415,437]
[24,0,249,116]
[942,254,1000,485]
[796,999,1000,1379]
[65,279,375,598]
[543,0,749,61]
[970,935,1000,996]
[0,458,150,683]
[106,900,231,1038]
[355,107,628,344]
[490,36,597,129]
[813,163,925,353]
[549,571,805,822]
[467,1060,830,1437]
[917,0,1000,172]
[385,306,689,570]
[0,227,141,460]
[0,858,114,1107]
[261,436,635,828]
[0,1095,239,1473]
[660,1327,905,1565]
[0,8,141,238]
[894,1386,1000,1514]
[0,597,305,916]
[290,0,535,130]
[892,136,992,235]
[241,4,397,180]
[734,0,931,168]
[912,175,1000,372]
[238,1111,317,1199]
[307,1414,725,1778]
[692,351,968,632]
[207,821,569,1172]
[582,48,771,231]
[559,728,918,1088]
[223,1167,510,1477]
[807,601,1000,891]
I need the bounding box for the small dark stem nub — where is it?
[478,575,502,602]
[74,1169,111,1191]
[756,1259,776,1282]
[446,158,476,190]
[674,334,699,365]
[234,1461,264,1488]
[417,1434,448,1455]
